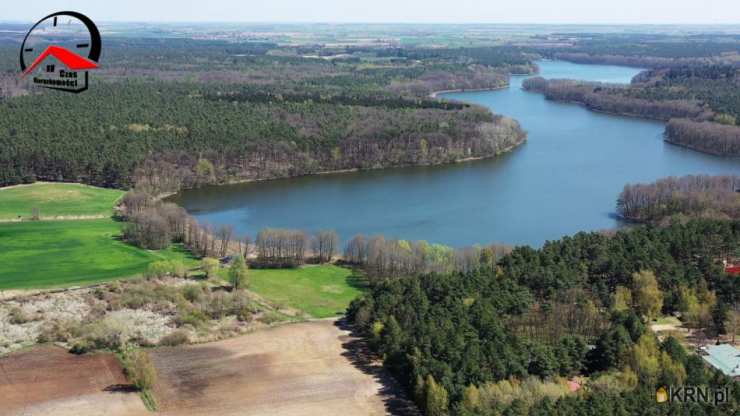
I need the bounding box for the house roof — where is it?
[23,45,98,76]
[702,344,740,377]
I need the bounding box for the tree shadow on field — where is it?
[345,270,370,292]
[335,319,421,416]
[103,384,139,393]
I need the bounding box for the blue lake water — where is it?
[172,60,740,247]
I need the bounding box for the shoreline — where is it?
[166,139,527,198]
[429,84,509,98]
[530,91,740,159]
[663,137,740,158]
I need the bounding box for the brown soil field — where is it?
[0,346,147,416]
[151,319,418,416]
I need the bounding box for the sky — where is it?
[5,0,740,24]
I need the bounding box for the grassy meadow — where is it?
[0,182,367,318]
[0,182,198,289]
[0,182,124,220]
[0,219,197,289]
[247,265,366,318]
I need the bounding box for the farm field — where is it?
[150,319,417,416]
[0,182,124,220]
[0,219,197,289]
[0,346,147,416]
[247,265,367,318]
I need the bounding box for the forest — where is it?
[532,33,740,67]
[617,175,740,224]
[522,65,740,157]
[348,218,740,415]
[0,40,528,190]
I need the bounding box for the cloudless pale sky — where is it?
[5,0,740,24]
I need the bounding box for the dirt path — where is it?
[151,319,418,416]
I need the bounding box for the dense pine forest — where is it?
[0,39,530,190]
[348,219,740,415]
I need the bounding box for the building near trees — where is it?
[700,344,740,380]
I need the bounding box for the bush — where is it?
[228,255,249,290]
[144,260,187,279]
[36,319,83,343]
[8,306,33,324]
[69,339,93,354]
[176,307,208,328]
[236,305,253,322]
[121,345,158,391]
[182,284,205,303]
[158,330,190,346]
[120,281,183,311]
[145,261,172,279]
[82,319,126,351]
[201,257,220,279]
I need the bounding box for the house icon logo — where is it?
[19,11,102,93]
[656,386,668,403]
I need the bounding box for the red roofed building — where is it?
[724,259,740,276]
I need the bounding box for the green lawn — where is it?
[247,265,367,318]
[0,219,197,289]
[0,182,124,220]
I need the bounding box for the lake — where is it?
[171,60,740,247]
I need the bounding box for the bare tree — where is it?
[314,230,339,263]
[216,224,234,258]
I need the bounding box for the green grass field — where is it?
[0,219,197,290]
[247,265,366,318]
[0,182,124,220]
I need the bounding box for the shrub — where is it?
[228,255,249,290]
[121,345,158,391]
[201,257,220,279]
[120,281,183,311]
[8,306,33,324]
[236,305,253,322]
[182,284,204,303]
[36,319,83,343]
[176,307,208,328]
[82,319,126,351]
[158,330,190,346]
[259,311,284,325]
[145,261,172,279]
[69,339,93,355]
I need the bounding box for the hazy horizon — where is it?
[5,0,740,25]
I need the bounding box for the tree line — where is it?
[617,174,740,223]
[665,118,740,157]
[522,77,710,121]
[119,190,341,266]
[344,234,511,278]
